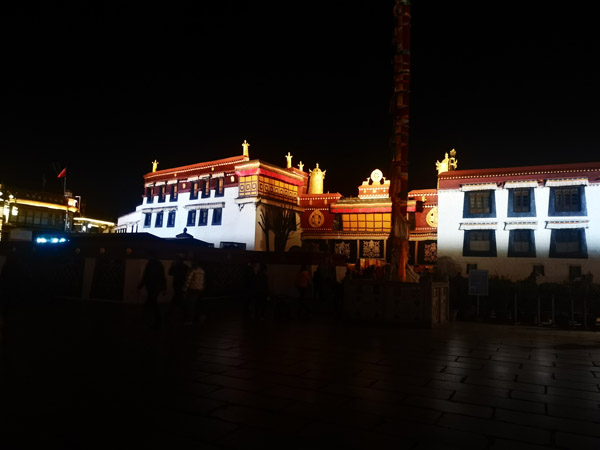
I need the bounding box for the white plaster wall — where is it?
[438,184,600,283]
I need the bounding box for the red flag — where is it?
[57,168,67,179]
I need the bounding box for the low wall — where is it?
[342,279,449,327]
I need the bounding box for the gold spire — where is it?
[308,163,326,194]
[285,152,293,168]
[152,160,159,172]
[242,140,250,157]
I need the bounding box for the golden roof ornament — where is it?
[308,163,326,194]
[435,149,458,176]
[298,161,304,171]
[242,139,250,157]
[285,152,293,168]
[152,160,159,172]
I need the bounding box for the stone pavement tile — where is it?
[510,389,600,410]
[553,370,600,383]
[210,405,310,433]
[402,396,494,418]
[442,360,486,370]
[282,399,384,430]
[322,383,408,403]
[554,361,597,371]
[240,360,311,376]
[555,432,600,450]
[258,372,333,390]
[199,374,270,392]
[426,379,509,398]
[368,380,454,400]
[547,404,600,422]
[489,438,553,449]
[345,370,426,387]
[547,385,600,401]
[375,358,448,372]
[361,367,465,384]
[518,374,600,391]
[298,421,416,450]
[202,387,293,411]
[191,361,235,375]
[376,421,489,450]
[495,409,600,438]
[452,392,545,415]
[264,385,348,405]
[176,380,222,396]
[463,375,546,394]
[344,398,441,425]
[439,413,552,446]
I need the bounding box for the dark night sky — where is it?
[2,2,599,221]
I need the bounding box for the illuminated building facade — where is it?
[407,189,438,271]
[0,185,81,241]
[300,169,392,270]
[437,161,600,282]
[116,143,307,251]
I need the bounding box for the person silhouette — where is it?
[138,250,167,330]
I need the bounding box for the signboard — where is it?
[468,270,489,296]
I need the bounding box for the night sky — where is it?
[2,2,599,221]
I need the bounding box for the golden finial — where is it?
[242,140,250,157]
[308,163,326,194]
[298,161,304,171]
[152,160,159,172]
[285,152,293,168]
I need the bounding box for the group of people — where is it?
[137,251,206,329]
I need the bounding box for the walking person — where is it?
[183,259,206,325]
[167,253,188,320]
[138,250,167,330]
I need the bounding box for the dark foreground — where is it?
[1,297,600,450]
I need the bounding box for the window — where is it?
[463,230,497,257]
[155,211,164,228]
[170,183,178,202]
[146,187,154,204]
[212,208,222,226]
[158,185,166,203]
[202,178,211,198]
[215,177,224,197]
[549,229,587,258]
[190,181,199,200]
[549,186,586,216]
[508,188,536,217]
[144,213,152,228]
[167,210,176,227]
[463,190,495,218]
[186,210,196,227]
[508,229,536,257]
[198,209,208,226]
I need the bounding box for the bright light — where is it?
[36,236,69,244]
[37,237,48,243]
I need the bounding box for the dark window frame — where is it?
[158,185,166,203]
[463,229,497,257]
[186,210,196,227]
[143,213,152,228]
[508,229,536,257]
[549,228,588,259]
[155,211,164,228]
[508,188,536,217]
[146,186,154,204]
[170,183,178,202]
[167,210,176,228]
[190,181,199,200]
[201,178,211,198]
[215,177,225,197]
[549,186,586,216]
[211,208,222,226]
[463,190,496,218]
[198,209,208,226]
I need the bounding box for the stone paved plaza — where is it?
[1,298,600,449]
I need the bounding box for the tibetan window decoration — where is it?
[360,240,384,259]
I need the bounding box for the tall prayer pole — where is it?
[390,0,411,281]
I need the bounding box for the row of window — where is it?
[146,178,225,204]
[464,186,586,218]
[463,228,587,258]
[143,208,223,228]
